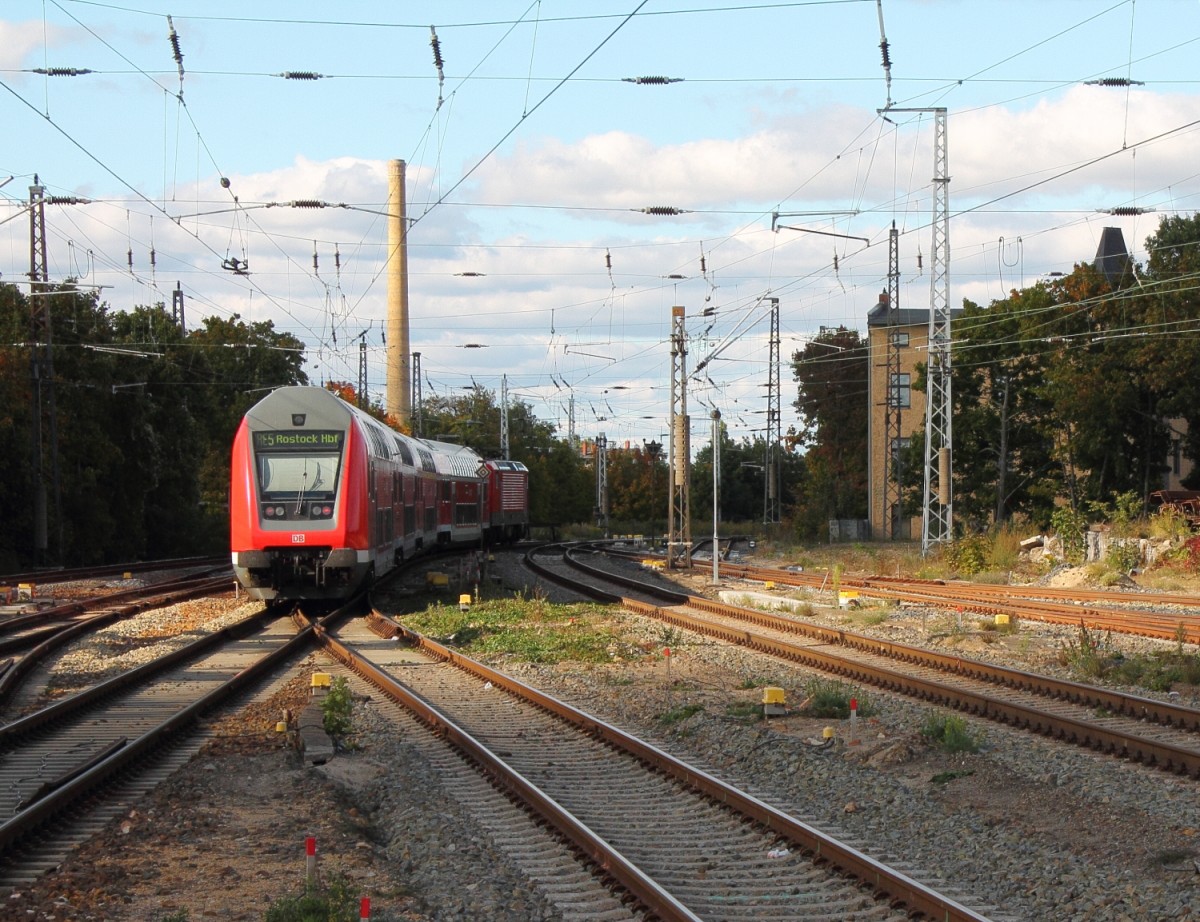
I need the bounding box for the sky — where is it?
[3,0,1200,452]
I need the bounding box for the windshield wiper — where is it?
[295,460,309,515]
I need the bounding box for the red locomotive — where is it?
[230,386,528,600]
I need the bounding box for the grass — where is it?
[659,702,704,724]
[921,711,984,753]
[725,701,765,721]
[798,677,875,719]
[401,598,643,664]
[264,875,363,922]
[321,676,354,740]
[1057,621,1200,691]
[844,608,889,628]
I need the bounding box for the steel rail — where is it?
[0,576,236,703]
[313,609,990,922]
[622,599,1200,777]
[0,611,313,857]
[558,549,1200,777]
[715,562,1200,642]
[0,556,229,586]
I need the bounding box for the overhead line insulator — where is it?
[289,200,325,208]
[1085,77,1144,87]
[32,67,93,77]
[1105,206,1152,216]
[279,71,324,80]
[638,206,689,215]
[621,76,683,85]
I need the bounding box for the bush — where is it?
[1104,540,1141,573]
[1057,623,1112,680]
[945,535,988,576]
[921,711,983,753]
[264,874,360,922]
[800,677,874,719]
[321,676,354,740]
[1051,506,1088,564]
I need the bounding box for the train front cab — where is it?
[231,388,372,600]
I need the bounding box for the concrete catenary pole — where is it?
[386,159,411,425]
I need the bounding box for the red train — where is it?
[230,386,528,600]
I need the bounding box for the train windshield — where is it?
[257,452,341,499]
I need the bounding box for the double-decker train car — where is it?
[230,385,529,601]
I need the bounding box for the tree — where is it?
[950,290,1060,528]
[418,387,594,529]
[790,327,868,537]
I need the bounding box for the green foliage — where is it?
[944,534,989,575]
[0,284,308,568]
[1102,490,1145,537]
[1148,507,1195,541]
[1051,506,1089,564]
[264,874,360,922]
[659,702,704,724]
[157,913,190,922]
[1103,540,1141,573]
[725,701,764,720]
[321,676,354,740]
[791,326,869,536]
[1057,623,1112,679]
[799,677,874,719]
[921,711,983,754]
[402,599,636,664]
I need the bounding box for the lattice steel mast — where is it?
[764,297,781,524]
[667,305,691,568]
[884,222,903,538]
[913,108,953,551]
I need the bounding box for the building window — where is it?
[889,373,911,408]
[889,331,909,347]
[890,437,910,464]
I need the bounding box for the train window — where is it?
[258,453,340,499]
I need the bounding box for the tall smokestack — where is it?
[386,159,411,425]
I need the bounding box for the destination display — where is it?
[253,430,343,451]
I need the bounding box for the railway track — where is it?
[311,608,994,921]
[0,571,237,709]
[711,559,1200,643]
[0,557,229,590]
[0,607,310,884]
[529,544,1200,779]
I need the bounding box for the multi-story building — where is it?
[865,227,1192,543]
[865,292,930,540]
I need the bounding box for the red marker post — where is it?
[305,836,317,882]
[848,697,859,745]
[360,897,371,919]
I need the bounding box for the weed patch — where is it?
[264,874,361,922]
[921,711,983,753]
[402,599,637,664]
[660,703,704,724]
[799,677,875,719]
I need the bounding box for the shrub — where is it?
[921,711,983,753]
[945,534,988,576]
[264,874,360,922]
[800,677,874,719]
[321,676,354,740]
[1057,623,1112,680]
[1104,540,1141,573]
[1050,506,1089,564]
